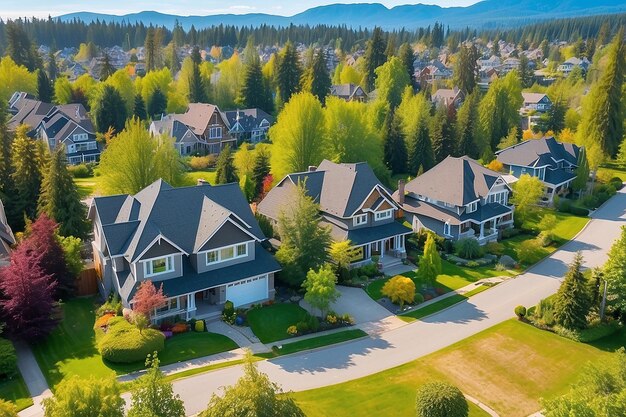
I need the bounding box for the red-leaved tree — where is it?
[0,245,59,341]
[131,280,167,320]
[22,214,74,298]
[261,174,274,200]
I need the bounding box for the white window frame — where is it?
[209,126,222,139]
[143,255,175,278]
[443,221,451,236]
[374,209,393,222]
[205,242,250,266]
[73,133,88,142]
[466,201,478,213]
[353,214,368,226]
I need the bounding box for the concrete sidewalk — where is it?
[15,341,50,417]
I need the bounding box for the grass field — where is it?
[0,374,32,411]
[247,303,310,344]
[293,320,625,417]
[258,329,368,358]
[33,298,237,388]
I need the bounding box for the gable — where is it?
[200,220,252,252]
[362,188,385,210]
[139,239,180,261]
[376,200,394,211]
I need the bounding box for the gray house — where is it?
[258,160,412,269]
[394,156,514,245]
[330,84,368,102]
[496,136,581,203]
[223,109,273,143]
[89,179,280,323]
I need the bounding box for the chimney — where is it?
[398,179,406,206]
[197,179,210,186]
[308,165,317,172]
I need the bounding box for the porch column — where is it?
[479,222,485,239]
[381,240,385,257]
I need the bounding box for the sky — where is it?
[1,0,482,19]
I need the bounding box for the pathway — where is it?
[14,342,51,417]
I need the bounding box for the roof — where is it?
[399,198,512,226]
[223,108,274,133]
[496,137,580,169]
[521,92,549,104]
[330,84,367,100]
[346,221,412,245]
[544,169,577,187]
[92,180,265,262]
[403,156,505,207]
[176,103,221,136]
[151,116,201,144]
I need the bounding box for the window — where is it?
[73,133,88,141]
[206,243,248,265]
[466,201,478,213]
[443,222,451,236]
[487,192,508,206]
[375,209,393,221]
[209,126,222,139]
[353,214,368,226]
[144,255,174,277]
[236,244,247,257]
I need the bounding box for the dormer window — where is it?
[375,209,393,221]
[206,242,248,265]
[144,255,174,277]
[209,126,222,139]
[353,214,368,226]
[466,201,478,213]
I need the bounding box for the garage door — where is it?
[225,275,268,307]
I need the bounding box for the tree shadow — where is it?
[420,300,489,324]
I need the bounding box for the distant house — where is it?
[496,137,581,203]
[89,179,280,322]
[223,109,274,143]
[431,87,465,109]
[558,57,590,76]
[329,84,368,102]
[419,64,452,87]
[502,57,521,73]
[477,55,501,71]
[0,199,15,263]
[149,116,205,156]
[394,156,514,245]
[520,92,553,130]
[258,160,412,270]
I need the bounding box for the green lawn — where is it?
[0,375,32,411]
[597,162,626,182]
[33,298,237,388]
[247,304,310,344]
[400,285,491,321]
[182,170,217,186]
[293,320,624,417]
[258,329,368,358]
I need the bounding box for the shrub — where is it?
[306,314,320,332]
[569,206,589,216]
[96,295,122,317]
[287,325,298,336]
[454,238,482,260]
[0,338,17,379]
[494,262,506,271]
[171,323,188,334]
[516,238,544,265]
[414,293,425,304]
[98,317,164,363]
[555,320,622,342]
[501,228,520,239]
[465,260,480,268]
[609,177,623,189]
[340,313,354,325]
[382,276,416,308]
[537,231,553,247]
[68,164,91,178]
[581,194,599,209]
[326,313,338,324]
[556,198,572,213]
[296,321,309,334]
[514,305,527,319]
[222,301,236,324]
[195,320,205,332]
[94,313,115,329]
[484,242,504,256]
[188,155,217,171]
[415,381,469,417]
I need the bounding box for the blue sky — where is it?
[2,1,481,19]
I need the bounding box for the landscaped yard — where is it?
[246,303,310,344]
[400,284,491,321]
[292,319,624,417]
[597,162,626,182]
[33,297,237,388]
[181,170,217,186]
[258,329,368,358]
[0,374,32,411]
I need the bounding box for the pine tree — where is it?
[408,122,434,175]
[518,55,533,88]
[11,125,43,224]
[93,85,128,134]
[100,54,115,81]
[168,42,180,75]
[0,102,18,229]
[251,150,271,199]
[382,110,407,175]
[456,91,480,158]
[430,105,455,163]
[553,252,592,330]
[188,63,207,103]
[454,44,479,94]
[133,94,147,120]
[239,59,273,112]
[47,52,58,81]
[147,88,167,119]
[306,50,331,105]
[418,233,442,282]
[364,27,387,91]
[144,28,157,72]
[5,21,39,71]
[215,145,238,184]
[38,147,89,239]
[277,42,302,105]
[37,69,54,102]
[398,43,415,85]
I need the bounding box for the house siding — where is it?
[134,253,183,282]
[200,221,252,251]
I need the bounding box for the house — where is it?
[501,57,521,73]
[496,137,582,203]
[477,55,501,71]
[149,116,205,156]
[329,84,368,102]
[223,109,274,143]
[0,199,15,263]
[520,92,553,130]
[89,179,280,323]
[257,160,412,269]
[431,87,465,109]
[558,57,590,76]
[394,156,514,245]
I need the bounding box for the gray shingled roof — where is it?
[330,84,366,100]
[496,137,580,168]
[404,156,502,207]
[151,117,201,144]
[398,198,512,226]
[224,109,273,133]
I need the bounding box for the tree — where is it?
[554,252,592,330]
[93,85,128,134]
[11,125,43,224]
[430,104,456,163]
[188,62,208,103]
[328,240,352,281]
[47,52,58,81]
[454,44,479,94]
[398,43,415,85]
[251,148,271,199]
[239,59,273,112]
[0,245,57,341]
[374,57,411,110]
[603,226,626,313]
[133,94,147,120]
[99,119,184,194]
[37,69,54,102]
[167,42,180,75]
[38,147,89,238]
[382,110,407,175]
[408,122,434,175]
[415,382,468,417]
[275,181,331,286]
[518,55,533,88]
[0,56,37,103]
[106,70,136,115]
[302,264,340,316]
[418,233,442,283]
[42,375,124,417]
[397,91,434,173]
[131,280,167,321]
[200,352,305,417]
[215,145,238,185]
[0,400,17,417]
[478,71,523,151]
[58,235,84,278]
[572,147,590,195]
[277,42,302,104]
[269,93,327,180]
[382,275,415,308]
[364,27,387,91]
[510,174,544,223]
[496,126,519,151]
[455,91,480,158]
[302,50,332,105]
[144,28,162,72]
[537,98,566,134]
[147,87,167,119]
[5,22,39,71]
[127,353,185,417]
[100,54,115,81]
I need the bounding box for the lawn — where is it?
[400,284,491,321]
[182,170,217,186]
[258,329,368,358]
[247,303,310,344]
[0,374,32,411]
[33,298,237,388]
[292,320,623,417]
[597,162,626,182]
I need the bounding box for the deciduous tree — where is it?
[603,226,626,313]
[302,264,340,316]
[415,381,468,417]
[374,56,410,110]
[381,275,415,308]
[131,280,167,321]
[510,174,544,223]
[478,71,523,151]
[43,375,124,417]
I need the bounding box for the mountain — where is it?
[58,0,626,30]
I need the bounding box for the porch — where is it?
[350,234,408,269]
[458,212,514,245]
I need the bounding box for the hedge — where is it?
[98,317,164,363]
[0,338,17,379]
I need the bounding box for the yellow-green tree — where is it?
[510,174,544,223]
[418,233,442,283]
[382,275,416,308]
[0,56,37,103]
[42,375,124,417]
[302,264,340,316]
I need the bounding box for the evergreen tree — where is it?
[364,27,387,91]
[277,42,302,104]
[537,97,566,133]
[11,125,43,224]
[133,94,147,120]
[304,50,331,105]
[602,226,626,313]
[188,63,207,103]
[144,28,157,72]
[454,44,479,94]
[572,147,590,194]
[553,252,593,330]
[418,233,442,283]
[382,110,407,175]
[100,54,115,81]
[385,34,397,59]
[215,145,238,184]
[518,55,533,88]
[0,104,19,230]
[239,59,273,112]
[408,122,434,175]
[398,43,415,85]
[37,69,54,102]
[93,85,128,134]
[47,52,58,81]
[430,104,456,163]
[456,92,480,158]
[38,147,89,239]
[5,21,40,71]
[251,150,271,199]
[167,42,180,75]
[147,88,167,119]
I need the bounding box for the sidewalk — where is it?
[15,341,50,417]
